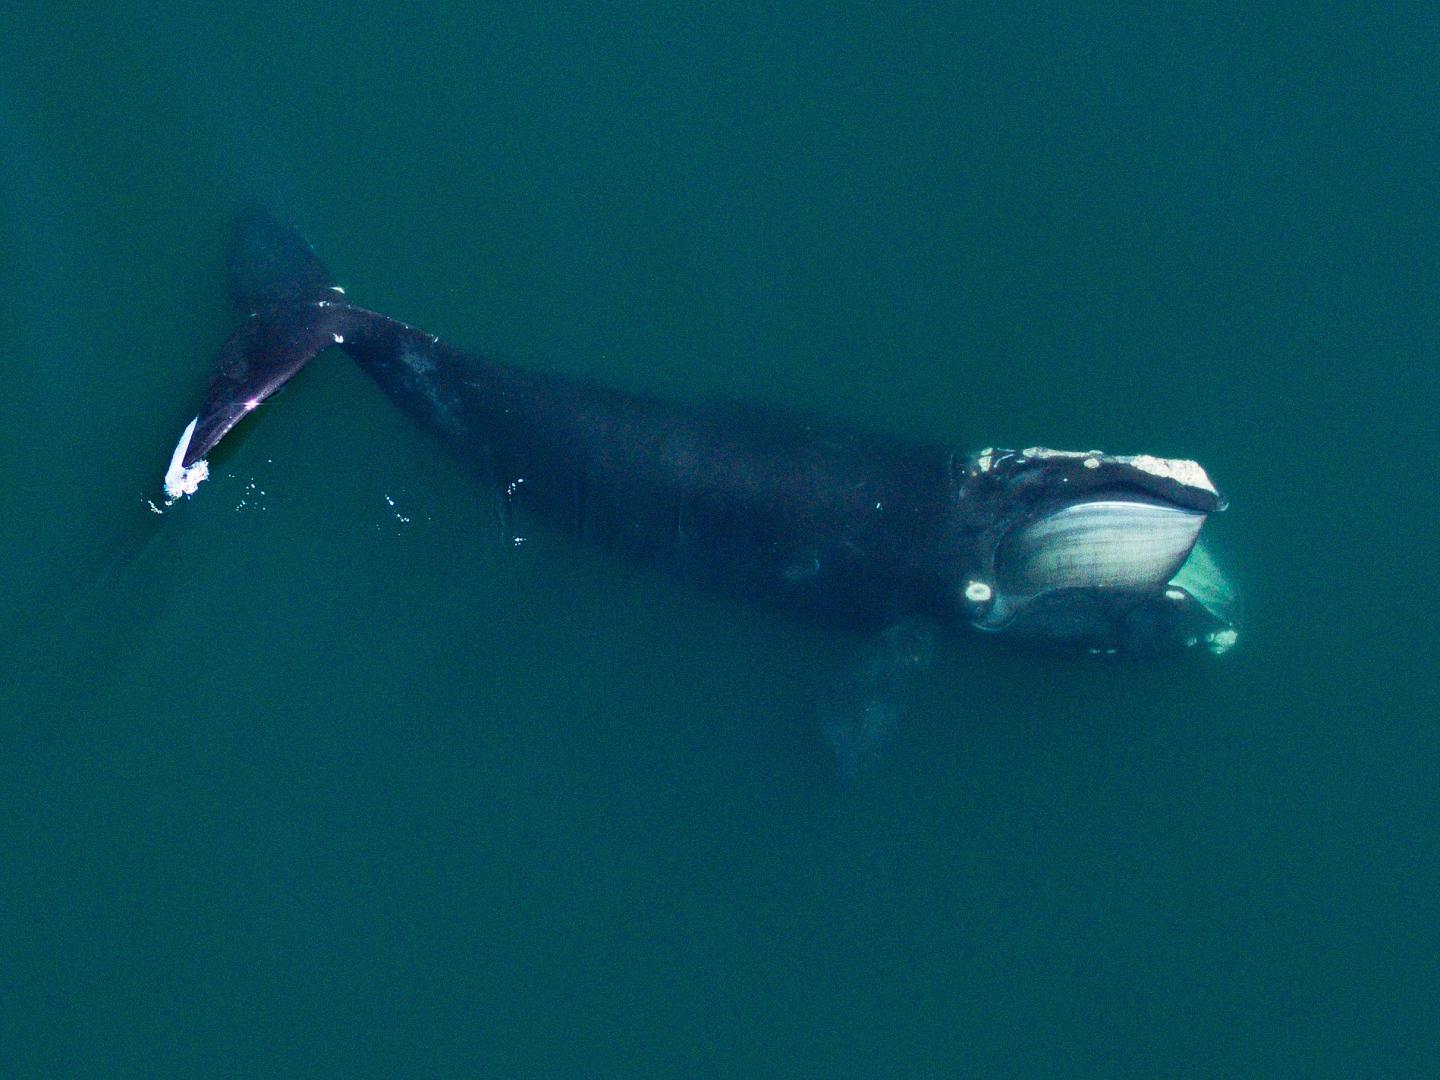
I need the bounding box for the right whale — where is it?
[163,208,1238,658]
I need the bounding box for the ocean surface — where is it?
[3,4,1438,1076]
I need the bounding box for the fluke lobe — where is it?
[164,209,1238,657]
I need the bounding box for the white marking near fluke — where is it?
[162,417,210,502]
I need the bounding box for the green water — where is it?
[4,5,1438,1076]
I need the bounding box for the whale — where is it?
[164,208,1238,658]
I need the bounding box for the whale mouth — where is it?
[962,451,1240,656]
[995,497,1206,601]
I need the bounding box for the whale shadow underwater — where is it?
[163,209,1239,769]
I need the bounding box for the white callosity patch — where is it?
[1112,454,1217,496]
[162,417,210,502]
[1015,447,1218,498]
[964,580,992,603]
[1021,447,1102,461]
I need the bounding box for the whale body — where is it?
[165,209,1237,657]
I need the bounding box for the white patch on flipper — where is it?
[162,417,210,502]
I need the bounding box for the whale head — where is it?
[956,448,1239,656]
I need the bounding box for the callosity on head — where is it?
[953,447,1239,656]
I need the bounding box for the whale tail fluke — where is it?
[227,205,342,311]
[162,209,356,500]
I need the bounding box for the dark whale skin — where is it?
[172,209,1234,654]
[336,305,970,628]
